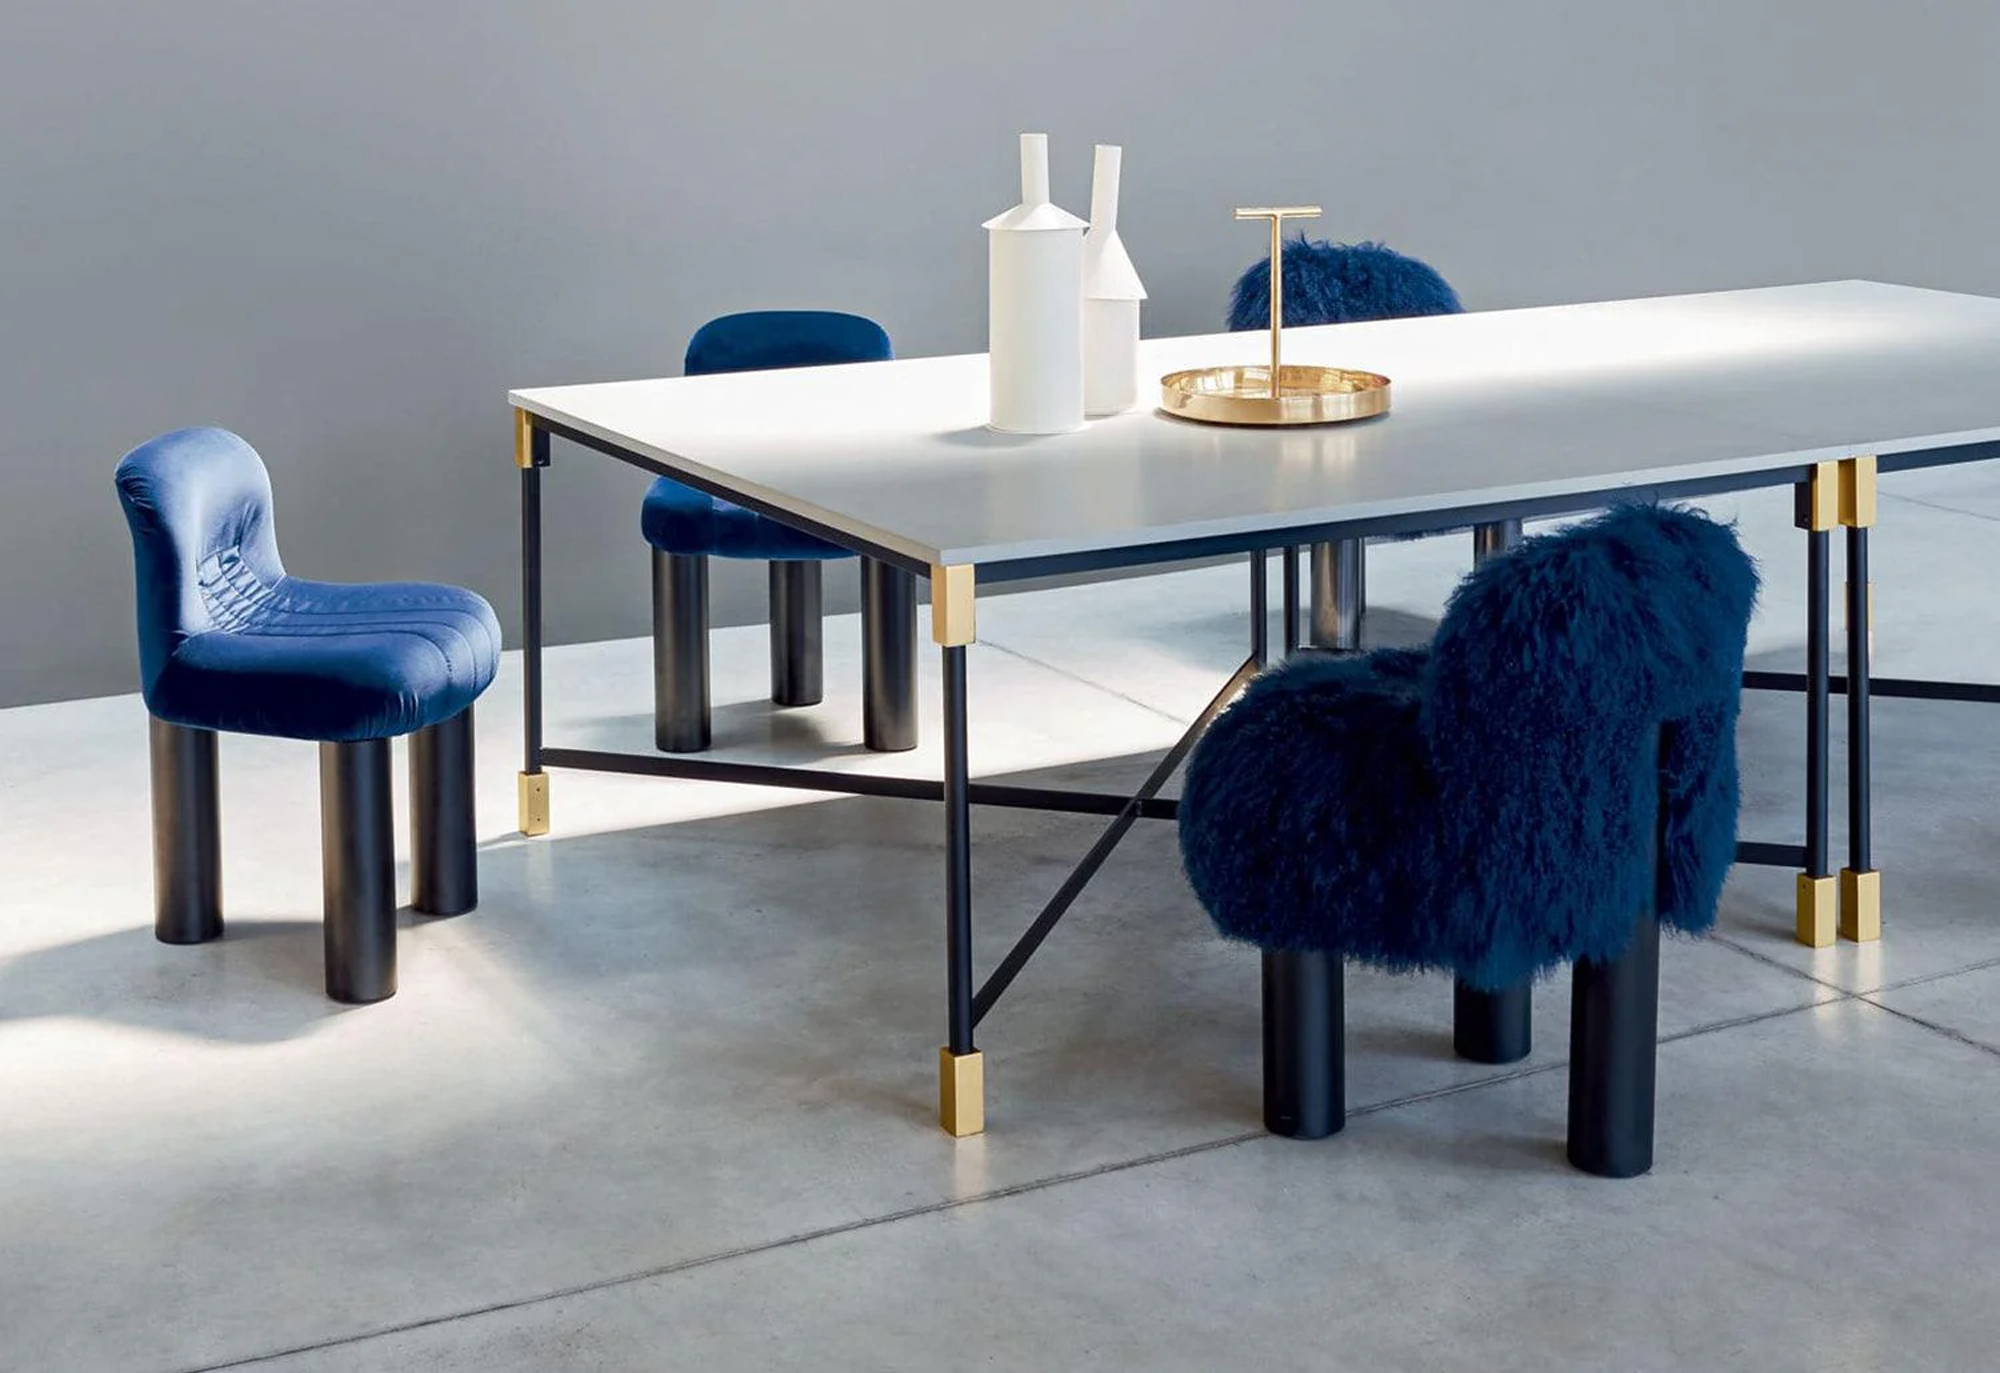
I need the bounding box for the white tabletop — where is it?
[510,281,2000,573]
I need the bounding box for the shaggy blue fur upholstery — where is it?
[641,311,892,561]
[114,427,500,742]
[1178,505,1758,989]
[1226,240,1462,332]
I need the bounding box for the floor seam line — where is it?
[165,995,1831,1373]
[1707,933,1853,992]
[979,638,1200,728]
[1857,997,2000,1060]
[1868,951,2000,996]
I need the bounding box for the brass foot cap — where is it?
[518,771,550,837]
[938,1048,985,1137]
[1795,873,1837,948]
[1840,868,1881,943]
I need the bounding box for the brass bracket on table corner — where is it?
[518,771,550,836]
[938,1047,986,1137]
[931,563,976,647]
[1838,455,1878,529]
[1795,461,1840,533]
[1795,872,1838,948]
[1840,868,1882,943]
[514,407,551,470]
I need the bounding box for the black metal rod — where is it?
[652,550,711,753]
[769,561,824,707]
[972,654,1262,1024]
[1250,550,1269,665]
[1742,670,2000,704]
[521,449,546,774]
[1568,904,1663,1178]
[411,706,477,917]
[1805,529,1831,879]
[1262,950,1344,1139]
[943,646,975,1056]
[1454,519,1532,1063]
[1281,546,1300,656]
[861,559,918,753]
[1310,539,1365,651]
[538,745,1182,817]
[1847,527,1872,872]
[1735,841,1809,868]
[148,717,222,944]
[1453,981,1533,1064]
[320,738,396,1004]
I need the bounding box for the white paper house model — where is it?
[985,133,1088,434]
[1082,144,1147,417]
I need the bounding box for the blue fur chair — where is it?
[1225,239,1462,332]
[1178,505,1759,1176]
[640,310,917,754]
[115,427,501,1004]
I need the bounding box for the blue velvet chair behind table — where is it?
[641,310,917,754]
[1226,239,1466,654]
[1178,505,1759,1177]
[114,427,501,1004]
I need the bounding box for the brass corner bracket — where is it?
[932,564,976,646]
[1838,455,1878,528]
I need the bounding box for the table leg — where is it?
[931,563,982,1136]
[1281,546,1300,656]
[1796,465,1837,945]
[1250,550,1269,666]
[516,411,550,837]
[1841,457,1881,942]
[1455,520,1533,1063]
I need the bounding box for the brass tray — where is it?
[1162,204,1392,428]
[1160,363,1390,426]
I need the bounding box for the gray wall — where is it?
[3,0,1994,706]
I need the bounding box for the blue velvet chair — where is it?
[114,427,501,1004]
[1178,505,1759,1176]
[1226,239,1466,654]
[641,310,917,753]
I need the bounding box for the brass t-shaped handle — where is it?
[1235,206,1322,397]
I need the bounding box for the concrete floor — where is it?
[3,476,1999,1372]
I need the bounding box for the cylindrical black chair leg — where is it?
[1568,911,1661,1178]
[769,561,824,707]
[321,738,396,1004]
[1262,949,1345,1139]
[861,558,918,753]
[148,717,222,944]
[411,706,477,917]
[1454,979,1533,1064]
[653,550,711,753]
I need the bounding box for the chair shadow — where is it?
[0,918,338,1043]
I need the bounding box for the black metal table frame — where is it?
[513,408,2000,1135]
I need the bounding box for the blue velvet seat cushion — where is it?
[114,427,500,743]
[640,480,850,561]
[146,562,501,743]
[641,310,892,561]
[1178,505,1759,989]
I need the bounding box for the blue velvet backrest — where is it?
[1419,505,1759,972]
[685,311,893,377]
[113,427,284,696]
[1226,240,1463,331]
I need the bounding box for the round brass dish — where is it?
[1161,364,1392,427]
